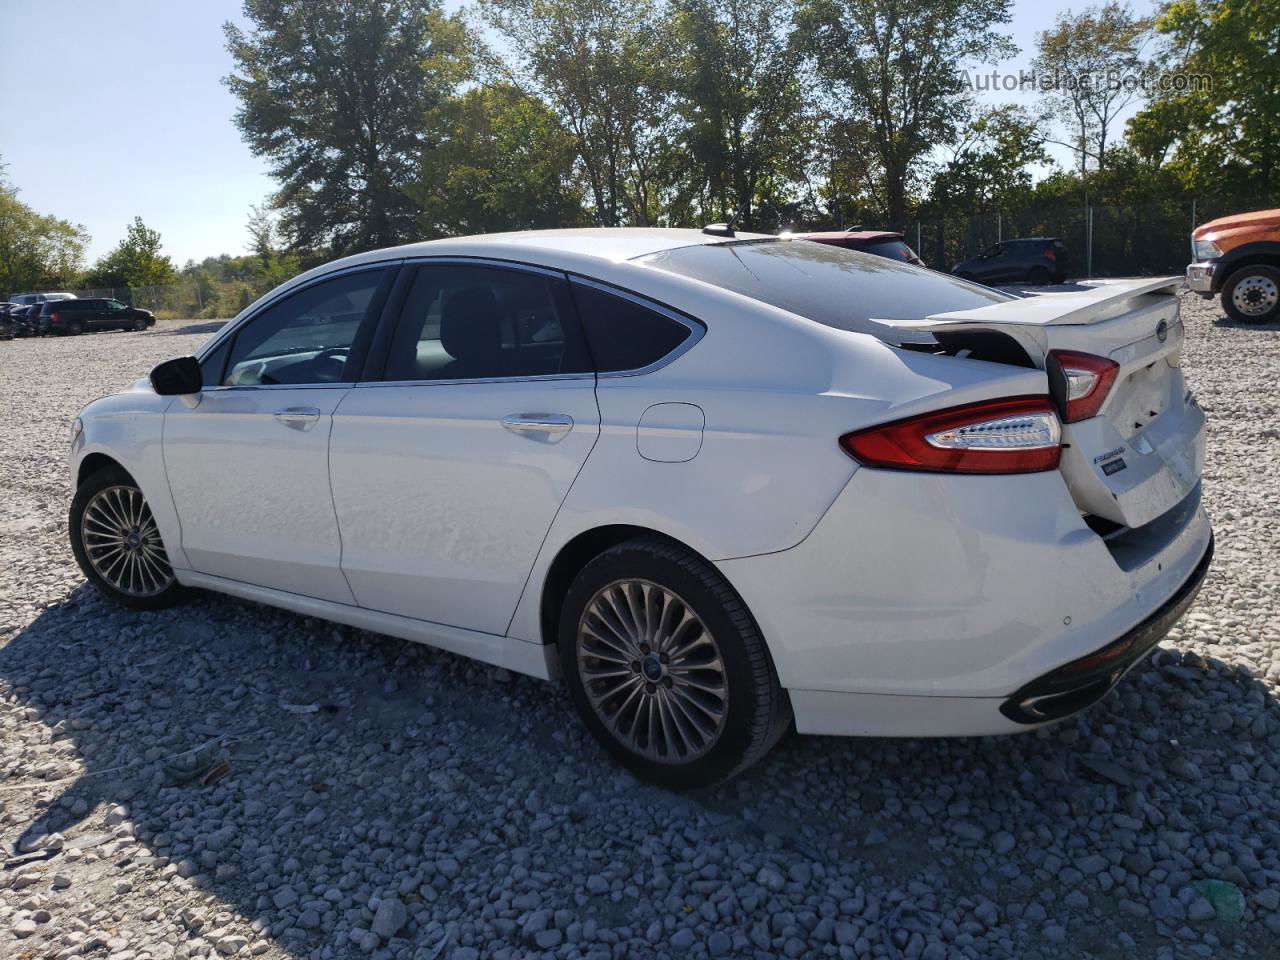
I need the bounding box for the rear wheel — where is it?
[70,466,186,609]
[1221,265,1280,324]
[558,537,790,788]
[66,319,84,335]
[1027,266,1051,285]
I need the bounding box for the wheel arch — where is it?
[539,524,702,650]
[1212,243,1280,291]
[77,452,132,488]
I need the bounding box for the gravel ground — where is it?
[1,293,1278,960]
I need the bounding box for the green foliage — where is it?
[0,166,89,294]
[481,0,681,226]
[224,0,472,253]
[931,106,1050,214]
[180,207,303,318]
[1142,0,1280,195]
[798,0,1017,228]
[670,0,813,229]
[410,84,588,236]
[84,217,176,289]
[1032,3,1154,174]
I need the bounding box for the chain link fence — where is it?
[8,195,1279,315]
[903,196,1278,279]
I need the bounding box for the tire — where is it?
[133,316,147,331]
[1221,265,1280,324]
[1027,266,1051,285]
[66,319,83,335]
[70,466,187,610]
[558,537,791,788]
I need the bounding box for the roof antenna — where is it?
[702,204,747,238]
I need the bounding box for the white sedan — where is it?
[68,229,1213,786]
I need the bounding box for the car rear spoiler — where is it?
[868,277,1183,362]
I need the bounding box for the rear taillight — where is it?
[1048,350,1119,422]
[50,310,60,325]
[840,396,1062,474]
[1044,246,1056,261]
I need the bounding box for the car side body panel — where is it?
[505,266,1050,644]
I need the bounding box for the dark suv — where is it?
[39,298,155,335]
[951,237,1070,285]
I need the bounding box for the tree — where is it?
[671,0,813,229]
[85,217,176,289]
[1032,3,1154,175]
[481,0,680,227]
[798,0,1016,229]
[0,159,90,293]
[1140,0,1280,196]
[410,84,587,236]
[224,0,471,253]
[243,205,301,293]
[931,105,1049,215]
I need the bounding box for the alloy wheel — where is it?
[1231,274,1279,318]
[80,485,174,596]
[576,578,728,763]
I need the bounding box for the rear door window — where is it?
[638,239,1010,333]
[380,264,591,382]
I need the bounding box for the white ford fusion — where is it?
[69,228,1212,786]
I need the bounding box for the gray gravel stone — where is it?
[0,294,1276,959]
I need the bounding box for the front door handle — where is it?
[501,413,574,439]
[274,406,321,431]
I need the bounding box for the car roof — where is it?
[794,230,904,242]
[328,228,777,271]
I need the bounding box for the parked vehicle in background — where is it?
[952,238,1071,285]
[1185,208,1280,324]
[69,228,1210,787]
[0,303,34,338]
[7,291,77,306]
[792,230,925,266]
[39,298,155,335]
[12,304,43,335]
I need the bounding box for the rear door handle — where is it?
[501,413,574,439]
[274,406,321,430]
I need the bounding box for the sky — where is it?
[0,0,1157,267]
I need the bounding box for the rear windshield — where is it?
[864,238,921,262]
[637,239,1011,332]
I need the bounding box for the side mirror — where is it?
[150,356,202,395]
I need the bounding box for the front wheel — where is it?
[1221,265,1280,324]
[70,466,187,609]
[558,537,790,788]
[133,316,147,331]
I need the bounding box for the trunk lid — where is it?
[872,278,1205,529]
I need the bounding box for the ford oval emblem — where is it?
[1156,319,1168,342]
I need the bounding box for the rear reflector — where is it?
[1048,350,1119,422]
[840,396,1062,474]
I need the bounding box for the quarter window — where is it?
[381,265,590,382]
[569,281,694,373]
[221,269,384,386]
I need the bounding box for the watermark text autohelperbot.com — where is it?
[961,69,1213,95]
